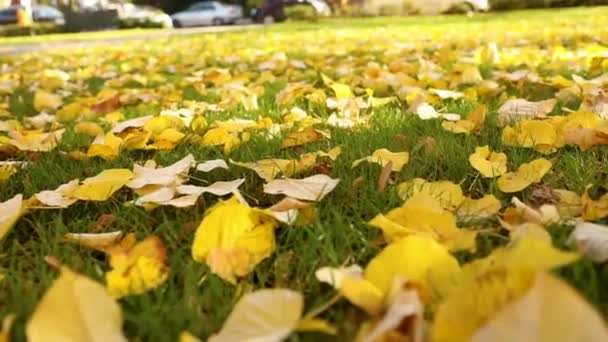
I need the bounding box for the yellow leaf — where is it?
[0,314,15,342]
[496,158,552,193]
[87,132,123,160]
[369,194,477,251]
[192,197,278,284]
[352,149,409,172]
[231,159,297,181]
[468,146,507,178]
[209,289,303,342]
[33,90,63,112]
[341,277,385,315]
[501,120,560,154]
[72,169,134,201]
[582,187,608,221]
[457,195,502,219]
[0,164,17,183]
[364,235,462,303]
[397,178,465,210]
[330,82,354,100]
[0,194,23,241]
[106,236,169,298]
[26,267,127,342]
[432,267,537,342]
[554,188,582,217]
[470,273,608,342]
[178,332,202,342]
[74,121,104,137]
[280,126,327,149]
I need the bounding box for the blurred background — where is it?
[1,0,608,37]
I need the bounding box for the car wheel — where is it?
[263,15,275,25]
[212,18,223,26]
[173,20,183,28]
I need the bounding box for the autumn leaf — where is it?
[280,126,328,149]
[264,174,340,201]
[26,267,127,342]
[497,98,556,125]
[106,236,169,298]
[497,158,552,193]
[0,194,23,241]
[71,169,134,201]
[470,273,608,342]
[192,197,278,284]
[352,148,409,172]
[468,145,507,178]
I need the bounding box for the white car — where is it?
[171,1,243,27]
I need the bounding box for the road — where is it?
[0,23,260,56]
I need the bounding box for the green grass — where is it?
[2,6,608,341]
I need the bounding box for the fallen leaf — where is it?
[377,161,393,192]
[468,146,508,178]
[470,272,608,342]
[231,158,297,181]
[497,98,556,125]
[34,179,79,208]
[106,236,169,298]
[0,194,23,241]
[208,289,307,342]
[352,149,409,172]
[497,158,552,193]
[196,159,229,172]
[570,221,608,263]
[563,127,608,150]
[264,174,340,201]
[280,126,327,149]
[63,231,124,252]
[26,267,127,342]
[582,188,608,221]
[72,169,134,201]
[192,197,278,284]
[369,194,477,251]
[457,195,502,219]
[397,178,465,210]
[128,154,194,189]
[33,90,62,112]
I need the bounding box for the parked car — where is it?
[251,0,331,23]
[0,5,65,26]
[115,3,173,28]
[171,1,243,28]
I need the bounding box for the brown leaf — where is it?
[412,136,439,157]
[93,94,121,114]
[394,134,408,148]
[529,185,558,207]
[563,128,608,150]
[377,161,393,193]
[351,176,365,193]
[268,197,310,212]
[180,221,198,235]
[95,214,115,230]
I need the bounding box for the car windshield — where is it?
[188,2,215,11]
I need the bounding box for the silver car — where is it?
[171,1,243,28]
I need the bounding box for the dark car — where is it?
[251,0,330,23]
[0,5,65,26]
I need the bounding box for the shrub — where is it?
[285,4,319,21]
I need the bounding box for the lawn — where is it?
[2,6,608,342]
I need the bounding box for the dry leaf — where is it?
[470,273,608,342]
[0,194,23,241]
[280,126,327,149]
[497,98,556,125]
[377,161,393,192]
[570,221,608,263]
[352,149,409,172]
[468,146,507,178]
[497,158,552,193]
[26,267,127,342]
[264,174,340,201]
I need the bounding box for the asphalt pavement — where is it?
[0,23,260,56]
